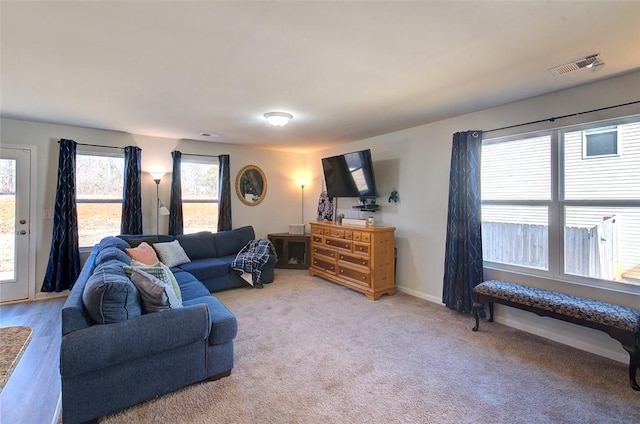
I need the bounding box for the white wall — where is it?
[0,119,305,298]
[307,70,640,363]
[2,70,639,364]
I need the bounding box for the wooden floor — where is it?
[0,297,65,424]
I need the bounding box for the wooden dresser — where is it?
[308,221,395,300]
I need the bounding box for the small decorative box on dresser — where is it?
[308,221,395,300]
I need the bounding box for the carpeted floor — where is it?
[101,270,640,423]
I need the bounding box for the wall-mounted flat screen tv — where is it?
[321,149,378,199]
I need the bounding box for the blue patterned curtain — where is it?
[42,139,81,292]
[169,150,183,235]
[442,131,484,313]
[121,146,142,234]
[217,154,232,231]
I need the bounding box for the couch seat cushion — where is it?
[172,270,211,300]
[179,258,230,280]
[183,296,238,345]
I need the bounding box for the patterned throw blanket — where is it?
[232,239,276,288]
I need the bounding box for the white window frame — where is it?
[76,150,124,247]
[582,125,619,159]
[482,115,640,293]
[181,157,219,234]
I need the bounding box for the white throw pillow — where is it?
[152,240,191,268]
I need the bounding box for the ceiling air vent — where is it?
[549,54,605,76]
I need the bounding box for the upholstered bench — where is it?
[471,280,640,391]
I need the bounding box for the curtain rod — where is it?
[178,152,226,158]
[483,100,640,134]
[58,140,126,150]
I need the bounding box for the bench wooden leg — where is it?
[472,303,481,331]
[488,302,494,322]
[622,345,640,391]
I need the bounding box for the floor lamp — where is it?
[300,181,306,232]
[150,172,170,234]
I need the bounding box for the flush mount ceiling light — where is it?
[264,112,293,127]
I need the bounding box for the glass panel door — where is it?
[0,147,30,302]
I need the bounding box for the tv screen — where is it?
[322,149,378,199]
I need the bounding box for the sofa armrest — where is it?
[61,304,210,378]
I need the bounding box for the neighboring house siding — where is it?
[564,123,640,200]
[482,121,640,285]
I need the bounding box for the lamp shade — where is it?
[264,112,293,127]
[149,171,165,182]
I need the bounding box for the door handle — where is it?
[18,230,27,235]
[19,219,27,224]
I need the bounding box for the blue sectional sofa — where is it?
[60,226,275,423]
[120,225,276,291]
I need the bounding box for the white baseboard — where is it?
[396,285,443,305]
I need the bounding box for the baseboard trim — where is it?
[396,285,442,305]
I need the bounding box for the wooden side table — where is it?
[268,233,311,269]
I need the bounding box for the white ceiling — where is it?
[2,1,639,153]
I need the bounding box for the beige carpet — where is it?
[101,270,640,423]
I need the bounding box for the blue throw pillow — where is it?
[82,262,142,324]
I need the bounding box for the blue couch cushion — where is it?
[213,226,255,257]
[176,231,217,260]
[173,269,211,300]
[183,296,238,345]
[179,258,230,280]
[95,247,131,267]
[119,234,175,247]
[82,261,142,324]
[98,236,130,251]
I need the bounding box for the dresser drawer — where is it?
[312,257,336,274]
[311,226,324,235]
[312,234,323,244]
[338,252,369,268]
[313,246,336,259]
[352,231,371,243]
[325,237,352,251]
[353,243,370,255]
[338,265,370,287]
[330,228,345,238]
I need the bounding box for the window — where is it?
[76,152,124,247]
[481,116,640,288]
[481,135,551,270]
[181,159,219,233]
[583,126,618,158]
